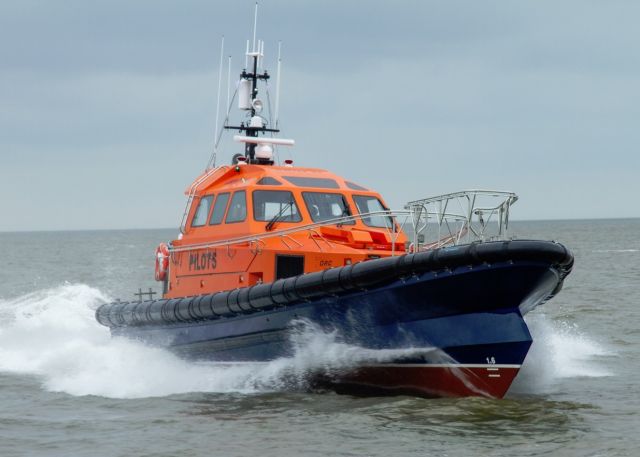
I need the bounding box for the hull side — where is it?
[109,259,559,397]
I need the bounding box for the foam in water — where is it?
[593,249,639,253]
[509,313,613,394]
[0,285,441,398]
[0,285,613,399]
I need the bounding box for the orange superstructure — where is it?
[163,164,407,299]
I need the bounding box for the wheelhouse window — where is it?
[225,191,247,223]
[191,195,214,227]
[345,181,369,191]
[302,192,354,224]
[208,192,230,225]
[283,176,340,189]
[253,190,302,222]
[256,177,282,186]
[353,195,394,228]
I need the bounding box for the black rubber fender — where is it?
[95,239,574,329]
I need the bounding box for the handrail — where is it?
[172,189,518,255]
[405,189,518,207]
[179,166,229,234]
[405,189,518,250]
[170,210,411,253]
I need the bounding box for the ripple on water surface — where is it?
[1,220,638,457]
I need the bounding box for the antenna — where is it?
[274,41,282,129]
[219,3,295,165]
[256,40,261,70]
[252,3,258,52]
[210,35,225,169]
[226,55,231,120]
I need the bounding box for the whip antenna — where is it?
[209,35,225,169]
[274,41,282,129]
[252,3,258,52]
[226,55,232,118]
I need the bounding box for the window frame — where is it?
[301,191,355,225]
[225,190,248,224]
[208,192,230,225]
[191,195,214,228]
[252,189,303,223]
[352,194,395,229]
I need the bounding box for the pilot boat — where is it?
[95,14,573,398]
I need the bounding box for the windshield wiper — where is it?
[266,201,294,231]
[337,199,352,227]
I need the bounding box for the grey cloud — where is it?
[1,0,638,230]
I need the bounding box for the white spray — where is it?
[0,285,613,399]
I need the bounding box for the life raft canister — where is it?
[155,243,170,281]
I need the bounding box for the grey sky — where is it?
[1,1,638,231]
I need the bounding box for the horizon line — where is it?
[1,215,639,234]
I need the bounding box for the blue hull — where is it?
[112,260,558,367]
[99,240,573,397]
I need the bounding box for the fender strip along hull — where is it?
[96,240,573,398]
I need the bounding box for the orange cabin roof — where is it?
[186,164,373,196]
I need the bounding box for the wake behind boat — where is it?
[95,8,573,398]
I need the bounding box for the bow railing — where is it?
[405,190,518,251]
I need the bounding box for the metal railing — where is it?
[172,189,518,255]
[405,190,518,251]
[170,210,412,254]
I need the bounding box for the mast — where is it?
[222,4,294,165]
[224,50,278,163]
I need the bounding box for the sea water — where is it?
[0,220,638,456]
